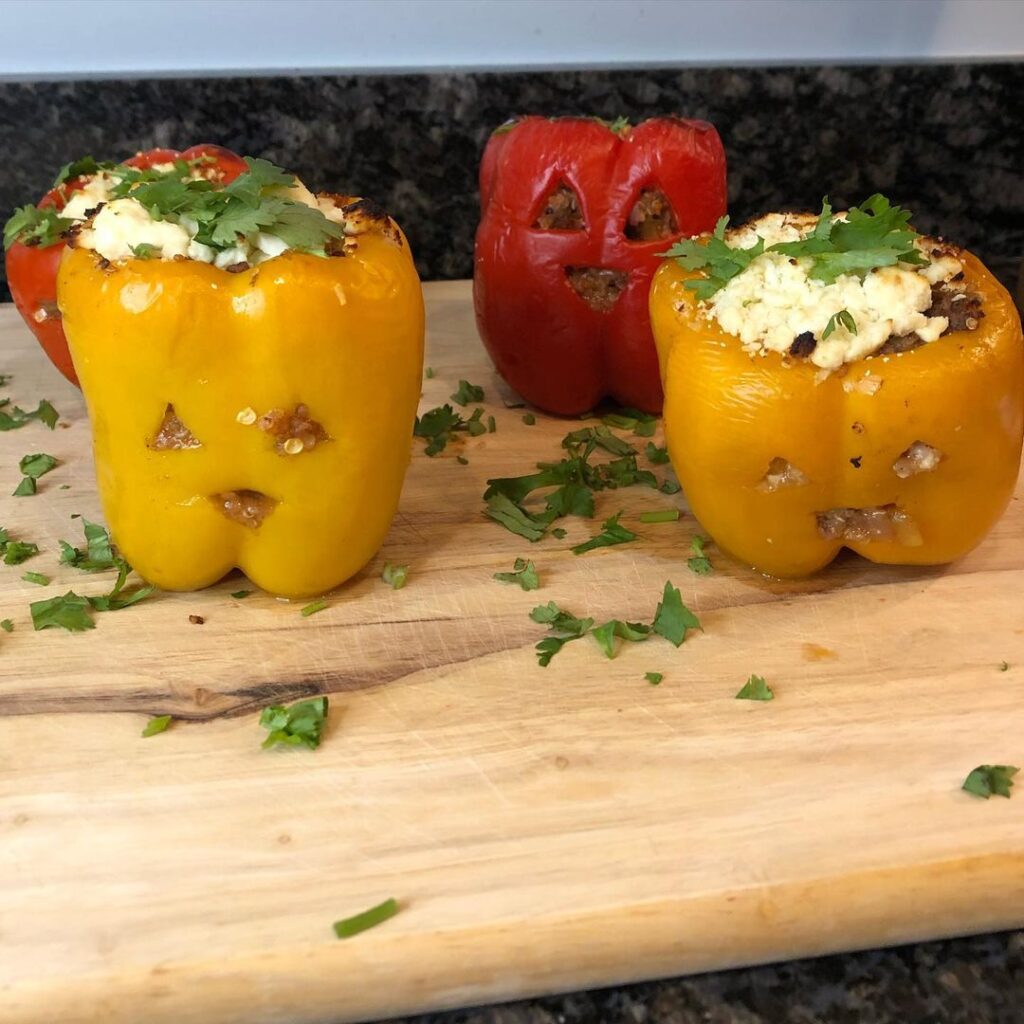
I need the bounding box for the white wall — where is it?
[1,0,1022,79]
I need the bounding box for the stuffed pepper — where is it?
[4,145,248,385]
[56,156,424,598]
[649,195,1023,577]
[474,116,726,416]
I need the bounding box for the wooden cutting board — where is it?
[1,283,1022,1024]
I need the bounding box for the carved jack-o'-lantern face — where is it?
[474,116,727,415]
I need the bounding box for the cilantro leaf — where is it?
[259,696,328,750]
[493,557,540,591]
[3,205,73,250]
[19,452,58,479]
[0,618,12,632]
[382,562,408,589]
[962,764,1018,799]
[53,156,116,187]
[0,399,59,432]
[822,309,857,340]
[645,442,670,465]
[414,403,490,455]
[301,598,328,617]
[129,242,160,259]
[31,591,95,631]
[736,674,774,701]
[2,538,39,565]
[571,512,637,555]
[333,897,399,939]
[645,671,663,685]
[590,618,651,658]
[522,413,536,425]
[687,535,713,575]
[22,571,49,586]
[651,581,701,646]
[60,517,118,571]
[602,408,657,437]
[451,379,485,407]
[142,715,172,737]
[484,493,551,542]
[530,601,594,666]
[87,563,155,611]
[230,589,253,599]
[12,478,35,497]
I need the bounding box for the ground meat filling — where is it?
[258,404,329,455]
[757,457,809,492]
[893,441,943,478]
[625,188,678,241]
[535,184,584,230]
[565,266,628,313]
[211,489,277,528]
[877,281,985,355]
[150,404,201,450]
[816,504,922,546]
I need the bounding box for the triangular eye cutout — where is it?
[149,404,202,450]
[625,188,678,241]
[534,182,585,230]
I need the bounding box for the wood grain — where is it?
[1,284,1022,1024]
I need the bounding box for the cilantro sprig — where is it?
[260,696,329,750]
[3,205,74,250]
[663,195,928,300]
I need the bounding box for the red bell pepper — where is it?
[4,144,247,386]
[474,116,727,415]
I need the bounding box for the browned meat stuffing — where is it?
[756,457,809,492]
[565,266,628,313]
[211,490,277,528]
[150,404,201,450]
[535,184,584,230]
[892,441,943,478]
[877,281,984,355]
[259,404,329,455]
[816,504,922,545]
[625,188,678,241]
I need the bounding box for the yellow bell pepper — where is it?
[58,226,424,598]
[649,250,1024,577]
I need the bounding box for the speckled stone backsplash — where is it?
[1,62,1022,302]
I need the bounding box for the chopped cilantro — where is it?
[822,309,857,340]
[20,452,58,479]
[660,478,681,495]
[60,517,118,571]
[382,562,408,589]
[3,205,74,250]
[450,379,485,407]
[962,764,1018,799]
[645,671,663,685]
[142,715,172,737]
[22,571,49,586]
[651,581,701,647]
[487,414,496,434]
[230,589,253,599]
[13,477,35,496]
[639,509,679,524]
[591,618,651,658]
[665,195,929,300]
[87,560,154,611]
[602,408,657,437]
[260,696,328,750]
[484,492,550,542]
[31,591,94,631]
[571,512,637,555]
[0,399,58,432]
[493,557,540,591]
[333,897,399,939]
[687,535,713,575]
[736,674,774,701]
[424,367,435,379]
[645,442,670,465]
[0,619,12,632]
[414,404,488,456]
[3,539,39,565]
[301,598,328,617]
[52,156,116,187]
[522,413,536,425]
[129,242,160,259]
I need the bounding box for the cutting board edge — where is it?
[4,847,1022,1024]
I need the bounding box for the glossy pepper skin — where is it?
[58,231,424,599]
[474,117,727,416]
[6,144,247,387]
[649,250,1024,577]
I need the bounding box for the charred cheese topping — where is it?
[702,212,966,369]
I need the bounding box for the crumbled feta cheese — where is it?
[700,213,963,367]
[76,198,193,261]
[58,172,118,221]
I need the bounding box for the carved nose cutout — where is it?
[625,188,678,241]
[150,404,202,450]
[211,490,277,529]
[565,266,628,313]
[257,404,329,456]
[534,182,585,230]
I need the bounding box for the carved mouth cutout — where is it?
[565,266,628,313]
[211,490,278,529]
